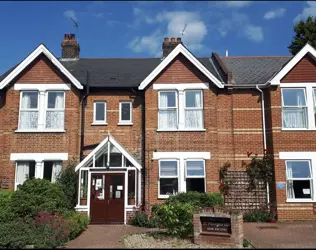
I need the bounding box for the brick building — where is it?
[0,34,315,223]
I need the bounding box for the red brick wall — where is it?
[0,55,81,190]
[281,54,316,82]
[144,54,264,207]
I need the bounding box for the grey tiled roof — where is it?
[0,57,221,88]
[220,56,292,85]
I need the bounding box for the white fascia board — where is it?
[152,152,211,160]
[138,44,224,90]
[279,152,316,160]
[270,43,316,85]
[10,153,68,161]
[0,44,83,90]
[14,83,71,91]
[153,83,209,90]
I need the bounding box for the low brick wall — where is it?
[193,207,244,248]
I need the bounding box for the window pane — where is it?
[95,154,105,167]
[43,161,53,181]
[186,161,204,176]
[282,89,306,106]
[283,108,307,128]
[80,170,88,201]
[286,161,311,178]
[186,91,202,108]
[110,153,122,167]
[287,180,311,199]
[314,89,316,126]
[185,110,203,129]
[160,92,176,108]
[128,170,135,205]
[46,111,64,129]
[48,92,64,109]
[19,111,38,129]
[95,103,105,121]
[21,92,38,109]
[186,178,205,193]
[160,178,178,195]
[159,110,177,129]
[121,103,131,121]
[160,161,178,176]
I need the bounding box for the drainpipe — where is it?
[80,71,90,161]
[256,85,270,208]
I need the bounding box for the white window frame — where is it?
[184,159,206,193]
[92,101,107,125]
[118,101,133,125]
[45,91,65,129]
[184,90,204,129]
[18,91,39,130]
[158,90,178,130]
[158,159,179,199]
[281,88,308,129]
[279,152,316,202]
[280,83,316,131]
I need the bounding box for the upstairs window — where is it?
[46,92,65,129]
[19,91,39,129]
[282,88,307,129]
[158,91,177,129]
[93,101,107,124]
[119,101,132,124]
[185,90,203,129]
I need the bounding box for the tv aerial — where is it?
[180,23,187,36]
[70,17,79,40]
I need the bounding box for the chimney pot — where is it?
[176,37,181,43]
[164,37,169,43]
[170,37,176,43]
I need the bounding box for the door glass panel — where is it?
[109,175,124,199]
[92,175,105,200]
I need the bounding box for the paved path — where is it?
[65,225,151,248]
[244,221,316,248]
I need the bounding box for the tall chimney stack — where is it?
[162,37,183,58]
[61,33,80,59]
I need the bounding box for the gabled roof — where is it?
[0,44,83,90]
[270,43,316,85]
[75,134,142,172]
[220,56,291,85]
[138,43,224,90]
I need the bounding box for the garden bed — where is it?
[123,232,251,249]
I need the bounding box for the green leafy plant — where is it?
[63,210,90,240]
[243,239,251,248]
[56,157,78,210]
[243,209,274,222]
[219,162,232,196]
[128,192,135,199]
[10,178,68,218]
[246,151,273,191]
[130,211,157,228]
[0,190,14,222]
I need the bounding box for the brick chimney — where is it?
[61,34,80,59]
[162,37,183,58]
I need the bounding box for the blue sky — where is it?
[0,1,314,75]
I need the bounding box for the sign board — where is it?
[200,217,231,234]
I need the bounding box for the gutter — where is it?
[80,71,90,161]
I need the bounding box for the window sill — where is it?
[157,129,206,132]
[15,129,65,133]
[117,122,133,126]
[286,199,314,203]
[91,122,108,126]
[281,128,312,131]
[158,195,170,199]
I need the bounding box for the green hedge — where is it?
[64,210,90,240]
[0,190,14,222]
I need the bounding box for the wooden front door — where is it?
[90,173,125,224]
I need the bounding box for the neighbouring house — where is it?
[0,34,316,224]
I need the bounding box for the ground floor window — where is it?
[15,160,62,189]
[286,160,313,200]
[158,158,206,198]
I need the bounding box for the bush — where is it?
[64,210,90,240]
[0,190,14,222]
[131,211,157,228]
[152,201,197,238]
[56,158,78,210]
[243,209,274,222]
[166,192,224,208]
[10,178,68,218]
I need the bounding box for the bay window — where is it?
[286,160,313,200]
[18,90,65,131]
[159,160,179,197]
[282,88,307,128]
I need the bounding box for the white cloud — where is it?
[244,25,263,42]
[215,1,252,8]
[63,10,77,21]
[294,1,316,23]
[128,30,162,56]
[264,8,286,20]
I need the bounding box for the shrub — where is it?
[166,192,224,208]
[152,201,197,238]
[64,210,90,240]
[243,209,274,222]
[131,211,157,228]
[10,178,68,218]
[56,158,78,210]
[0,190,14,222]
